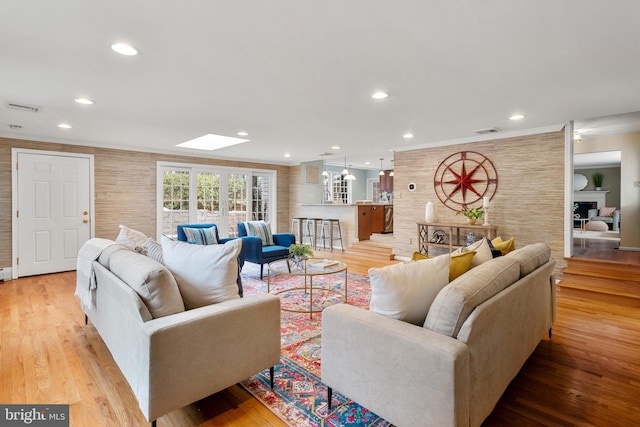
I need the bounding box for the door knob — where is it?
[83,219,88,224]
[83,211,88,215]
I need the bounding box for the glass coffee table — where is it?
[267,258,348,318]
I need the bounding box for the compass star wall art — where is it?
[434,151,498,211]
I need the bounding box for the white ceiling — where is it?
[2,1,640,170]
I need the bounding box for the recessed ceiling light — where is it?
[284,153,291,158]
[509,114,525,120]
[403,133,414,139]
[176,134,249,151]
[364,161,371,165]
[331,146,340,150]
[74,98,95,105]
[57,123,72,129]
[237,131,249,136]
[371,91,389,99]
[111,43,139,56]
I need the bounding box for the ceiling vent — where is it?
[475,127,500,135]
[8,124,23,129]
[316,152,334,156]
[5,101,42,113]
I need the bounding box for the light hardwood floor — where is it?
[1,248,639,426]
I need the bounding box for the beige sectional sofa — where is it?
[322,243,555,427]
[75,238,281,425]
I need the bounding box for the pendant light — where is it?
[341,157,349,175]
[345,166,356,181]
[379,158,385,176]
[321,159,329,176]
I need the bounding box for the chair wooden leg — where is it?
[151,420,157,427]
[270,366,274,389]
[84,314,88,325]
[327,387,333,409]
[260,264,264,280]
[549,327,553,339]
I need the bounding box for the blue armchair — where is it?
[237,222,295,279]
[176,223,244,296]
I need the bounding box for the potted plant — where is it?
[592,172,604,190]
[288,244,314,266]
[456,206,484,225]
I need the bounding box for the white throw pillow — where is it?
[161,237,242,309]
[466,237,493,267]
[369,254,450,326]
[115,225,148,250]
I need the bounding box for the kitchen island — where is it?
[293,203,392,248]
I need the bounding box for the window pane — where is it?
[252,175,270,222]
[196,171,220,224]
[162,169,189,237]
[227,173,248,237]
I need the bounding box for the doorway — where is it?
[12,149,94,278]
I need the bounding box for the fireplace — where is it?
[575,201,597,219]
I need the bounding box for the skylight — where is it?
[176,134,250,151]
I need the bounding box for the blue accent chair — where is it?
[176,223,244,296]
[237,222,295,279]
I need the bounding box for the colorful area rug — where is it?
[240,263,392,427]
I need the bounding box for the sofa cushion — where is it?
[449,251,476,281]
[491,236,516,256]
[183,225,219,245]
[505,242,551,278]
[466,237,494,267]
[599,207,616,217]
[145,238,164,264]
[97,244,131,268]
[424,256,520,337]
[115,224,149,250]
[244,221,274,246]
[369,254,450,326]
[109,249,185,318]
[162,237,243,309]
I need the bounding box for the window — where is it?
[158,162,276,239]
[324,172,352,204]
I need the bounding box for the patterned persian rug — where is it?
[239,263,392,427]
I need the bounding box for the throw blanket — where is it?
[75,238,119,312]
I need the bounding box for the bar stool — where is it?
[303,218,323,249]
[290,217,307,244]
[320,218,344,253]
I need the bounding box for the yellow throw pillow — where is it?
[411,251,430,261]
[449,251,476,281]
[491,236,515,256]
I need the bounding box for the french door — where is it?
[158,162,276,239]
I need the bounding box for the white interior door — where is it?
[16,151,92,277]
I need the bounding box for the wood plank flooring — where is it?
[1,247,639,426]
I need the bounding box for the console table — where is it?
[417,222,498,255]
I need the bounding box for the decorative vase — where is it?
[291,254,307,269]
[425,201,435,222]
[468,218,477,225]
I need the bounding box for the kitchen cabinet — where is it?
[371,205,384,234]
[379,171,394,193]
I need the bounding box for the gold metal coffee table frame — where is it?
[267,258,348,319]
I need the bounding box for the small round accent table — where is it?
[267,258,348,318]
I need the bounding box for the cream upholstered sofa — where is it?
[75,237,281,426]
[322,243,555,427]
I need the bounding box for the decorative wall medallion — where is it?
[434,151,498,211]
